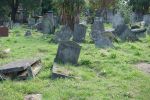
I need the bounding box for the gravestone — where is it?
[95,37,113,48]
[143,14,150,26]
[0,59,42,80]
[92,17,104,32]
[24,30,32,37]
[40,12,55,34]
[112,13,124,29]
[130,12,137,24]
[28,17,36,28]
[55,26,73,43]
[0,26,8,37]
[73,24,87,43]
[54,41,81,65]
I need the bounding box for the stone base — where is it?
[51,63,73,79]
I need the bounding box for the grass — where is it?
[0,25,150,100]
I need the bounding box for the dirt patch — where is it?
[135,63,150,74]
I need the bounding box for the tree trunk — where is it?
[11,0,19,22]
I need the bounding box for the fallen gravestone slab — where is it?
[52,63,73,79]
[0,59,42,80]
[24,94,42,100]
[135,63,150,74]
[131,28,147,38]
[0,26,8,37]
[54,41,81,65]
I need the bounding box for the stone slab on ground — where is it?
[0,59,42,80]
[51,63,73,79]
[135,63,150,74]
[24,94,42,100]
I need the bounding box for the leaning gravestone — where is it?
[54,26,73,43]
[52,41,81,79]
[0,59,42,80]
[41,15,51,34]
[0,26,8,37]
[54,41,81,65]
[73,24,87,43]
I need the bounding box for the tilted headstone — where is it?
[143,14,150,26]
[24,30,32,37]
[55,26,73,43]
[54,41,81,65]
[0,26,8,37]
[73,24,87,43]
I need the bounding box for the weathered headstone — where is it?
[92,17,104,32]
[24,94,42,100]
[42,12,54,34]
[54,41,81,65]
[73,24,87,43]
[131,28,147,38]
[143,14,150,26]
[130,12,137,24]
[0,26,8,37]
[24,30,32,37]
[112,13,124,29]
[95,36,113,48]
[28,17,36,28]
[55,26,73,43]
[0,59,42,80]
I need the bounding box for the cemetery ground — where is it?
[0,25,150,100]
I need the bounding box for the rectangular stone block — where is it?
[0,26,8,37]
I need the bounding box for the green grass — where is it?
[0,25,150,100]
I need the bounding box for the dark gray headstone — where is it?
[95,37,113,48]
[55,26,73,43]
[73,24,87,43]
[54,41,81,65]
